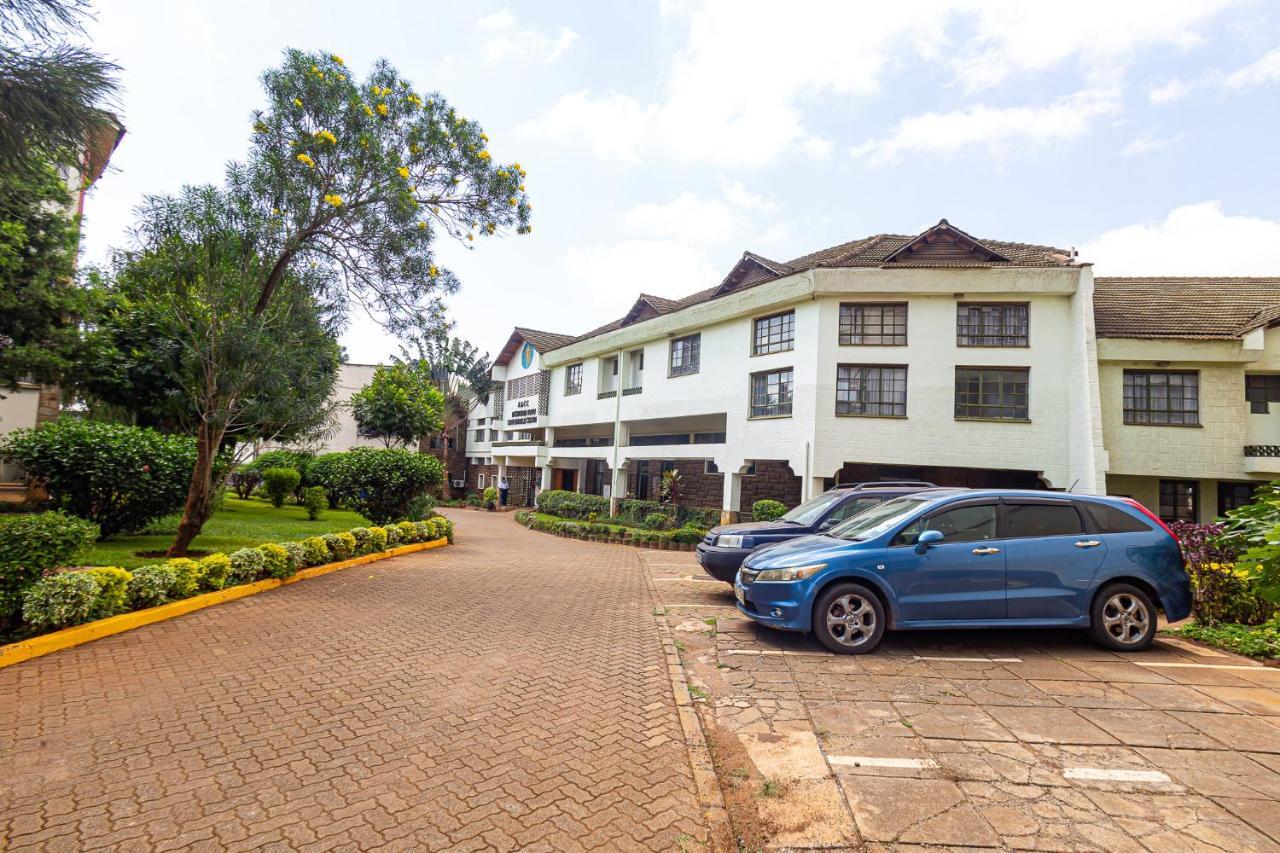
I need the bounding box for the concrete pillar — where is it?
[721,471,743,526]
[608,464,627,518]
[540,464,553,492]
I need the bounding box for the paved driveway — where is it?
[0,511,710,851]
[648,551,1280,851]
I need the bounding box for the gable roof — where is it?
[1094,277,1280,341]
[545,220,1077,352]
[493,327,575,368]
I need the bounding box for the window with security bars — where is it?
[956,303,1029,347]
[839,303,907,345]
[836,365,907,416]
[752,311,794,355]
[565,363,583,395]
[954,367,1029,420]
[749,368,793,418]
[1159,479,1198,523]
[1246,374,1280,414]
[669,334,700,376]
[1123,370,1199,425]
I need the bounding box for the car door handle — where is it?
[972,547,1000,555]
[1074,540,1102,548]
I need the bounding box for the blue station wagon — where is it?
[735,489,1191,654]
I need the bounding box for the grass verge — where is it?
[1163,621,1280,660]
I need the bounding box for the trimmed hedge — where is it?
[0,511,98,625]
[534,490,721,530]
[519,511,707,549]
[752,500,787,522]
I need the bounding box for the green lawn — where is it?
[85,497,369,568]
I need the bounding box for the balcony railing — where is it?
[598,389,617,400]
[492,438,546,448]
[1245,445,1280,457]
[553,436,614,448]
[622,386,643,396]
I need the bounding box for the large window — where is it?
[1218,482,1258,517]
[750,368,793,418]
[956,303,1029,347]
[954,367,1029,420]
[836,365,907,417]
[669,334,700,376]
[839,303,907,346]
[1246,374,1280,414]
[752,311,795,355]
[565,363,583,396]
[1123,370,1199,426]
[1159,479,1198,523]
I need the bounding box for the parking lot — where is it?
[646,550,1280,850]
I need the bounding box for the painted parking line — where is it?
[828,755,938,770]
[1135,661,1266,672]
[662,604,740,609]
[651,577,723,584]
[1158,637,1228,658]
[913,655,1023,663]
[1063,767,1172,784]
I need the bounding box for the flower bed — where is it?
[515,511,706,551]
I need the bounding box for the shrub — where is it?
[85,567,132,619]
[367,527,389,552]
[127,565,181,608]
[228,468,262,500]
[1173,521,1273,625]
[0,511,98,624]
[752,500,787,522]
[163,558,200,598]
[384,525,402,546]
[618,499,664,528]
[350,527,375,555]
[514,511,533,526]
[414,520,434,542]
[396,520,418,543]
[329,447,443,525]
[483,486,498,506]
[22,571,99,630]
[281,541,307,573]
[1,419,201,538]
[1169,621,1280,659]
[306,452,354,508]
[228,548,266,584]
[322,531,355,561]
[405,493,437,522]
[671,526,708,545]
[197,553,231,591]
[247,450,312,501]
[1216,485,1280,609]
[642,511,673,531]
[536,490,610,520]
[302,486,327,520]
[258,543,293,579]
[262,467,301,508]
[302,536,329,566]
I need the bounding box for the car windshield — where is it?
[829,496,932,541]
[779,490,847,526]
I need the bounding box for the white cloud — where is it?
[621,192,742,245]
[564,240,720,310]
[851,88,1121,166]
[477,10,578,64]
[1225,47,1280,91]
[1149,78,1193,104]
[721,180,776,213]
[1122,131,1183,156]
[1082,202,1280,275]
[519,0,1235,167]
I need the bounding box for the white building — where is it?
[465,220,1280,524]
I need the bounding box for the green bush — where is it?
[483,486,498,506]
[262,467,301,508]
[671,526,708,544]
[514,510,533,526]
[127,565,181,609]
[306,452,354,508]
[384,525,402,547]
[247,450,313,501]
[1216,485,1280,610]
[162,558,200,598]
[0,419,202,538]
[22,571,99,630]
[405,493,437,522]
[197,553,231,591]
[258,543,293,579]
[396,520,418,543]
[536,490,610,520]
[302,486,327,520]
[322,531,356,561]
[228,548,266,584]
[752,500,787,522]
[617,499,663,527]
[228,468,262,500]
[642,511,674,531]
[350,527,374,555]
[1168,621,1280,659]
[335,448,444,525]
[367,527,389,552]
[281,541,306,573]
[302,536,329,566]
[85,567,132,619]
[0,511,98,624]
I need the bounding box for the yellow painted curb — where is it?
[0,538,449,671]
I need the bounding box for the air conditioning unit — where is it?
[452,480,464,488]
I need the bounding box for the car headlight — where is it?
[717,534,744,548]
[754,563,826,582]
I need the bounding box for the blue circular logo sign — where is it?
[520,342,535,369]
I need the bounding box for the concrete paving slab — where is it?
[986,706,1119,745]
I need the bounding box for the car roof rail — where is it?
[833,480,937,491]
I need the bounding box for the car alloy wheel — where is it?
[1101,591,1150,646]
[825,593,876,649]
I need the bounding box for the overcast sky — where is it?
[80,0,1280,364]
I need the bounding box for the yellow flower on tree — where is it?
[293,98,303,108]
[417,221,427,230]
[363,104,374,117]
[477,150,491,161]
[314,129,337,145]
[253,120,269,134]
[480,132,489,141]
[296,153,315,168]
[508,197,517,206]
[397,166,410,179]
[376,103,389,116]
[429,265,439,277]
[332,54,345,66]
[485,222,496,234]
[323,194,344,208]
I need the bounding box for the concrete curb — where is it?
[0,539,450,670]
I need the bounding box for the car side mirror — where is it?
[915,529,944,553]
[818,517,837,531]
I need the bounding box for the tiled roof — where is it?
[514,327,576,351]
[1094,277,1280,340]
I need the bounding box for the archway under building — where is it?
[826,462,1049,492]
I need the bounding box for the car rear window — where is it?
[1080,501,1152,534]
[1004,502,1082,538]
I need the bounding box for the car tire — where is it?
[813,582,886,655]
[1089,583,1157,652]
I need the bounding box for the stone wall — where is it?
[741,460,801,510]
[625,459,799,511]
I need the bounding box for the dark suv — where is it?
[695,482,935,583]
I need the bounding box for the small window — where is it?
[895,504,997,545]
[839,303,907,346]
[750,368,793,418]
[1159,480,1198,523]
[1245,375,1280,414]
[477,474,485,488]
[1004,502,1082,538]
[1218,483,1258,517]
[565,363,583,395]
[1124,371,1199,426]
[704,460,719,474]
[743,462,757,476]
[752,311,795,355]
[1081,502,1152,534]
[670,334,701,377]
[836,365,907,417]
[957,303,1028,347]
[955,367,1029,420]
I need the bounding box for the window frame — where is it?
[669,333,701,377]
[1245,374,1280,414]
[1158,479,1199,523]
[749,367,794,419]
[839,302,908,346]
[1123,369,1200,426]
[954,366,1030,422]
[835,364,908,418]
[564,363,583,396]
[956,302,1029,348]
[751,310,796,356]
[891,499,1000,547]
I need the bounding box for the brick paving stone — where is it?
[0,510,708,851]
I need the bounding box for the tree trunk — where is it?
[167,421,221,557]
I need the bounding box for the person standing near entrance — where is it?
[499,475,510,507]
